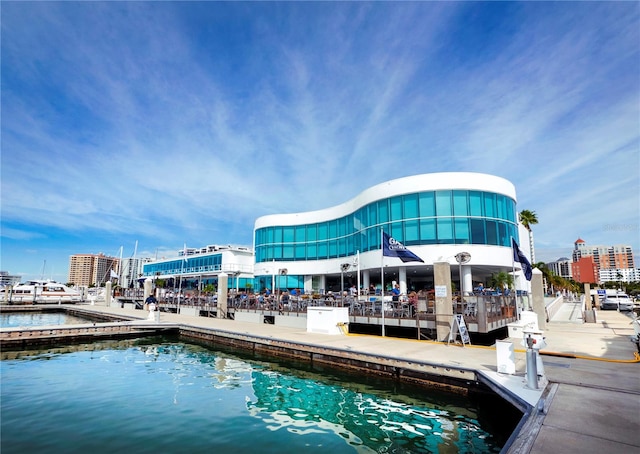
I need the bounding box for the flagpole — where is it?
[118,246,123,283]
[511,237,518,318]
[178,243,186,314]
[356,250,361,305]
[380,227,385,337]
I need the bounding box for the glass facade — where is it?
[142,254,223,277]
[255,190,517,263]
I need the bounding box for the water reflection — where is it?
[1,338,507,453]
[247,370,498,453]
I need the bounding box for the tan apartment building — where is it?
[68,253,120,286]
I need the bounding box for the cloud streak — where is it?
[1,2,638,280]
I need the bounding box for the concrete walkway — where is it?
[9,302,640,453]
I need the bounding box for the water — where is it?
[0,311,92,328]
[0,337,514,453]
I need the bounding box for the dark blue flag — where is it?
[383,232,424,263]
[512,238,532,281]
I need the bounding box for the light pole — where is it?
[340,263,351,305]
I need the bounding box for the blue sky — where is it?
[2,2,639,283]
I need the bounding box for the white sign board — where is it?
[435,285,447,297]
[448,314,471,346]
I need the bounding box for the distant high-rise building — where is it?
[571,239,636,284]
[119,257,144,289]
[68,253,120,286]
[547,258,572,280]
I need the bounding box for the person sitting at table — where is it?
[408,291,418,317]
[325,291,335,304]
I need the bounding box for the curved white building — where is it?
[253,172,530,295]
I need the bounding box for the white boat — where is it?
[1,280,83,304]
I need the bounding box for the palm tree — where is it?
[490,271,514,293]
[519,209,539,263]
[534,261,551,294]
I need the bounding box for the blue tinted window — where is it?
[420,219,436,242]
[453,191,468,216]
[454,218,470,244]
[329,221,337,239]
[346,235,354,255]
[498,222,508,246]
[347,216,354,235]
[317,242,328,259]
[419,192,435,217]
[486,220,498,245]
[404,220,419,244]
[295,244,305,259]
[437,218,453,243]
[470,219,485,244]
[307,224,317,241]
[283,245,294,258]
[508,224,517,244]
[403,193,419,218]
[318,223,328,241]
[273,227,283,243]
[295,225,305,242]
[356,208,367,231]
[359,230,367,252]
[506,198,516,222]
[484,193,496,218]
[378,200,389,223]
[368,228,378,251]
[436,191,452,216]
[469,191,483,216]
[338,217,346,237]
[390,196,403,221]
[283,227,294,243]
[306,243,317,259]
[391,222,403,241]
[368,203,378,226]
[329,240,338,258]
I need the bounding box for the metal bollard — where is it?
[525,337,538,390]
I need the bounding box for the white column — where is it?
[144,278,153,301]
[363,270,370,292]
[399,267,407,294]
[304,275,313,294]
[218,273,228,319]
[105,281,112,307]
[462,265,472,295]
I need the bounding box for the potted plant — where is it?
[490,272,514,316]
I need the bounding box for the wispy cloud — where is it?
[1,2,638,277]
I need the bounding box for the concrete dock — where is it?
[1,302,638,453]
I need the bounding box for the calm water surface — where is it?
[0,312,92,327]
[0,337,513,453]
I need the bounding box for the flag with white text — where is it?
[382,232,424,263]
